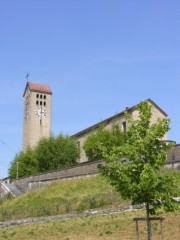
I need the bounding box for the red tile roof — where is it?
[23,82,52,96]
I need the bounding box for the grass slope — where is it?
[0,171,180,240]
[0,170,180,221]
[0,210,180,240]
[0,175,124,221]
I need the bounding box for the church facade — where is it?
[71,98,168,163]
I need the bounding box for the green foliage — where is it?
[8,147,38,179]
[83,124,126,161]
[8,133,80,178]
[0,176,123,221]
[36,134,80,172]
[99,101,177,215]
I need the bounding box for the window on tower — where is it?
[36,100,39,105]
[44,95,46,99]
[44,102,46,106]
[36,94,39,98]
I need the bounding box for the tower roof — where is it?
[23,82,52,96]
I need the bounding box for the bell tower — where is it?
[22,82,52,152]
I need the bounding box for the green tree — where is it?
[8,134,80,178]
[83,124,126,161]
[98,101,178,240]
[8,147,38,179]
[36,134,80,172]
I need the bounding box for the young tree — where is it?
[98,101,178,240]
[83,124,126,161]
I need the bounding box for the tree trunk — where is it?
[146,202,152,240]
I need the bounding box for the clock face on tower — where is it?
[35,106,47,119]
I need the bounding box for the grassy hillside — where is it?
[0,170,180,222]
[0,175,124,221]
[0,210,180,240]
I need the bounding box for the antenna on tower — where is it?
[26,72,29,82]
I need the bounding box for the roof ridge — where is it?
[23,82,52,96]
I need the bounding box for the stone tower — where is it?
[22,82,52,152]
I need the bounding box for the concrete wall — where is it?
[10,145,180,193]
[12,160,105,192]
[167,144,180,162]
[12,142,178,196]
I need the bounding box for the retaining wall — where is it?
[12,160,105,192]
[9,144,180,192]
[167,144,180,162]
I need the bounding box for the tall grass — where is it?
[0,176,127,221]
[0,170,180,222]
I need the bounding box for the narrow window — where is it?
[77,141,80,150]
[40,94,42,99]
[36,94,39,98]
[44,95,46,99]
[44,101,46,106]
[36,100,39,105]
[122,121,127,133]
[40,101,42,106]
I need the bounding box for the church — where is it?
[22,82,169,163]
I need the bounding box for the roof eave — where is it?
[23,82,52,97]
[71,99,168,138]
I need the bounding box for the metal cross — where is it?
[26,73,29,81]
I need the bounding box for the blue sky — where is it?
[0,0,180,178]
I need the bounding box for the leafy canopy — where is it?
[99,101,178,214]
[83,124,126,161]
[8,133,80,178]
[36,134,80,172]
[8,147,38,179]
